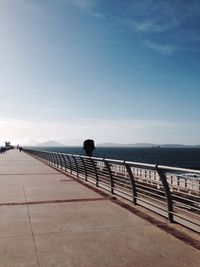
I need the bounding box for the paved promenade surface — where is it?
[0,150,199,267]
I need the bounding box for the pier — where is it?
[0,150,200,266]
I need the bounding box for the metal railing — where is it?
[0,147,13,153]
[24,149,200,233]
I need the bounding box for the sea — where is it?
[27,147,200,170]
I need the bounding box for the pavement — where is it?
[0,149,199,267]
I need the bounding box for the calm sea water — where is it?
[27,147,200,169]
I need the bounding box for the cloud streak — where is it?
[143,40,176,55]
[57,0,105,19]
[59,0,94,10]
[125,17,178,33]
[122,0,200,54]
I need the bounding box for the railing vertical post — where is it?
[48,153,52,165]
[81,156,88,181]
[45,153,49,163]
[47,153,52,165]
[104,159,114,194]
[124,162,137,205]
[43,152,47,162]
[61,154,67,171]
[66,155,73,174]
[55,153,60,168]
[54,153,58,166]
[51,153,55,166]
[49,153,54,165]
[57,153,63,170]
[53,153,57,167]
[156,165,174,223]
[91,158,99,187]
[72,155,79,178]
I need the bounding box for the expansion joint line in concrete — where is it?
[23,187,40,267]
[0,197,107,207]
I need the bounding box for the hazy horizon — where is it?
[7,139,200,147]
[1,1,200,146]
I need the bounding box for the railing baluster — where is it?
[66,155,73,174]
[156,165,174,223]
[72,155,79,177]
[91,158,99,187]
[124,162,137,205]
[81,156,88,181]
[55,153,60,168]
[61,154,67,171]
[49,153,54,165]
[47,153,52,165]
[52,153,57,166]
[57,153,63,170]
[104,159,114,194]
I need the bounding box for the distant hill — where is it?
[37,140,64,147]
[36,141,200,148]
[160,144,191,148]
[97,143,199,148]
[97,143,158,147]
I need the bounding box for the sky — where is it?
[0,0,200,146]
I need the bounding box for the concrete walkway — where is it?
[0,150,199,267]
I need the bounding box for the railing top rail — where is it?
[104,158,124,163]
[90,156,104,160]
[24,148,200,174]
[158,165,200,174]
[125,161,155,168]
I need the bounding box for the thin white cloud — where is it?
[122,0,200,53]
[57,0,94,11]
[143,40,176,55]
[91,12,106,20]
[126,19,177,33]
[124,0,180,33]
[57,0,105,19]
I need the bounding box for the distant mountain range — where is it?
[36,140,200,148]
[96,143,200,148]
[37,140,64,147]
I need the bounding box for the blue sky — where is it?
[0,0,200,145]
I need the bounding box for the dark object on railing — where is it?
[4,141,14,150]
[23,148,200,233]
[83,139,95,156]
[0,147,5,154]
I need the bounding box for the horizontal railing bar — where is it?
[158,165,200,174]
[104,158,125,163]
[172,208,200,221]
[125,161,155,168]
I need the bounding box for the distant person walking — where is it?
[19,147,23,152]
